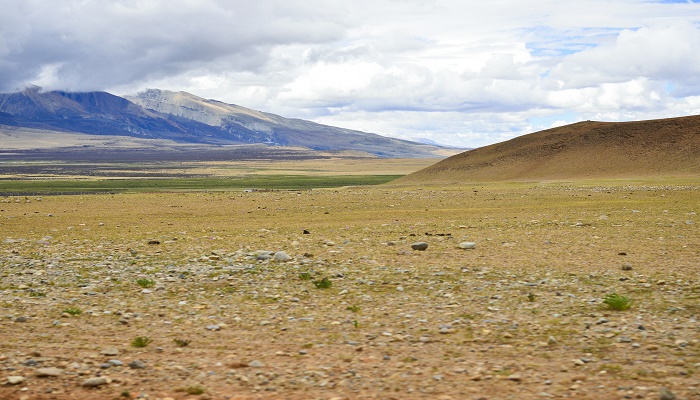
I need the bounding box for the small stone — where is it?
[82,377,108,387]
[621,264,633,271]
[141,289,152,294]
[547,336,557,346]
[108,360,123,366]
[7,376,25,385]
[439,326,454,334]
[659,387,676,400]
[411,242,428,251]
[101,348,119,356]
[128,360,146,369]
[35,367,63,377]
[248,360,264,368]
[458,242,477,249]
[15,316,28,323]
[273,251,291,262]
[507,373,523,382]
[206,325,221,331]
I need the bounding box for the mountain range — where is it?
[397,115,700,183]
[0,87,453,158]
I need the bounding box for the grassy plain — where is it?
[0,158,437,194]
[0,178,699,399]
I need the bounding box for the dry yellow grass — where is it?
[1,178,698,399]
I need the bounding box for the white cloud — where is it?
[2,0,700,147]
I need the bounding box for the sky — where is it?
[2,0,700,148]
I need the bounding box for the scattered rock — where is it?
[35,367,63,377]
[659,388,677,400]
[82,377,109,387]
[273,251,291,262]
[101,348,119,356]
[621,264,633,271]
[248,360,264,368]
[458,242,477,249]
[128,360,146,369]
[7,376,25,385]
[411,242,428,251]
[507,373,522,382]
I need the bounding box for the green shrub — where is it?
[313,277,332,289]
[63,307,83,316]
[136,278,155,288]
[299,272,312,280]
[131,336,153,348]
[603,293,633,311]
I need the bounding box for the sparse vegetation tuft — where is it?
[299,272,312,280]
[136,278,155,288]
[173,338,191,347]
[131,336,153,348]
[63,307,83,316]
[176,386,206,395]
[313,277,332,289]
[603,293,633,311]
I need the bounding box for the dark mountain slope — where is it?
[0,87,452,158]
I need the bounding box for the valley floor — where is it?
[0,180,698,399]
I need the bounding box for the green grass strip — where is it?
[0,175,403,194]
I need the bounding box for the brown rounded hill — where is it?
[397,115,700,183]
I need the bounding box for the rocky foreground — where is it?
[0,182,698,399]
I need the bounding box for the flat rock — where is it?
[101,348,119,356]
[458,242,477,249]
[411,242,429,251]
[7,376,25,385]
[82,377,109,387]
[35,367,63,377]
[128,360,146,369]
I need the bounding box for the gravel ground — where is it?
[0,182,698,399]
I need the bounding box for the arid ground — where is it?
[1,177,698,400]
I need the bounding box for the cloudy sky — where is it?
[2,0,700,147]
